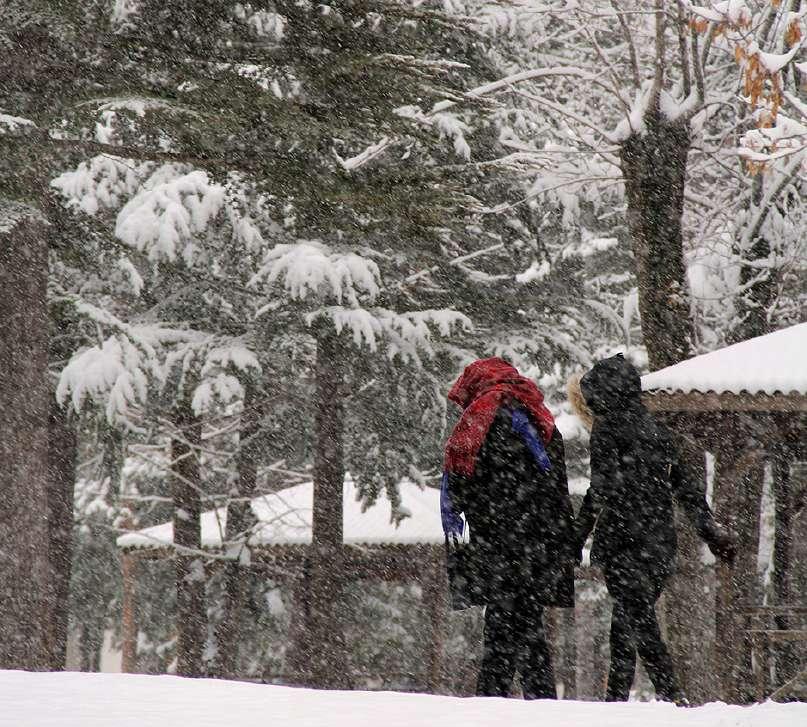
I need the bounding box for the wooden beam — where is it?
[712,427,765,703]
[663,423,714,704]
[424,550,448,694]
[644,391,807,413]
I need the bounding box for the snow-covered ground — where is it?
[3,671,805,727]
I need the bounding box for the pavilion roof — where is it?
[117,477,443,551]
[641,323,807,409]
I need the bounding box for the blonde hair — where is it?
[567,374,593,432]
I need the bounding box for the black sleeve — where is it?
[668,445,721,546]
[575,423,620,549]
[547,427,569,496]
[446,471,472,516]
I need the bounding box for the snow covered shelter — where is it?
[642,322,807,703]
[116,477,453,690]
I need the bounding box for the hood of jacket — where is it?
[579,353,642,417]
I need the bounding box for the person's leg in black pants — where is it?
[607,593,679,702]
[606,598,637,701]
[626,595,679,701]
[520,594,556,700]
[477,594,557,699]
[477,599,520,697]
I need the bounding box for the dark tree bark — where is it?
[0,205,52,669]
[171,396,206,677]
[45,396,77,669]
[303,329,350,689]
[621,114,696,371]
[213,378,261,678]
[731,176,776,344]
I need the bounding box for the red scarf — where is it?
[444,357,555,477]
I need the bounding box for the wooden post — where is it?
[121,552,139,673]
[712,421,764,703]
[663,416,713,703]
[425,549,447,694]
[772,434,796,683]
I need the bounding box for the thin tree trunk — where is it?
[213,378,261,678]
[304,329,350,689]
[0,204,51,669]
[171,396,206,677]
[620,114,695,370]
[731,176,775,344]
[45,396,77,669]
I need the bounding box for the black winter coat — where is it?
[449,407,576,608]
[575,355,723,598]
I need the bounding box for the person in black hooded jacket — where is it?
[574,354,735,703]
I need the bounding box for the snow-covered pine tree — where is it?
[41,0,558,680]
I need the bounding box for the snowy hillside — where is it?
[3,671,805,727]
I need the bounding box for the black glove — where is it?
[707,523,737,563]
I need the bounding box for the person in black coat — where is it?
[442,358,576,699]
[573,354,735,703]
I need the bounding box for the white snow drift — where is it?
[3,671,805,727]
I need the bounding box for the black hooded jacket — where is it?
[449,408,576,608]
[575,355,724,595]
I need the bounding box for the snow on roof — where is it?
[117,477,443,550]
[641,323,807,396]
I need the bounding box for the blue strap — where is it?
[441,410,551,537]
[511,408,552,473]
[440,471,465,538]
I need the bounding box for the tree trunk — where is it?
[621,114,695,370]
[171,397,206,677]
[0,205,51,669]
[731,176,775,344]
[303,329,350,689]
[45,396,77,669]
[213,378,261,678]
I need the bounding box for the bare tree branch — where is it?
[610,0,641,89]
[691,24,706,107]
[650,0,667,113]
[676,0,692,98]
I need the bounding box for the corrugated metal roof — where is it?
[641,323,807,396]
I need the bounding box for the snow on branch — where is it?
[305,306,471,362]
[395,105,472,160]
[0,113,36,133]
[201,345,261,377]
[249,240,381,305]
[115,168,226,265]
[333,137,393,171]
[190,343,261,416]
[57,334,155,425]
[51,155,154,216]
